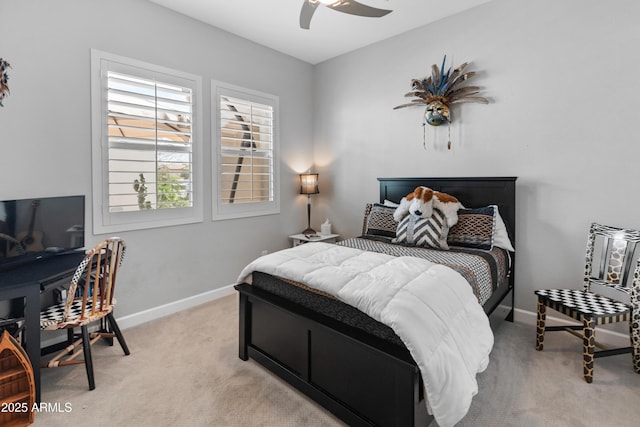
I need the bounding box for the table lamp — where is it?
[299,173,319,234]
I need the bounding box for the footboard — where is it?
[235,283,432,427]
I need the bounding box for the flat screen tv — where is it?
[0,195,85,270]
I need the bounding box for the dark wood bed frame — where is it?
[235,177,517,427]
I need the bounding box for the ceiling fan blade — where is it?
[300,0,320,29]
[330,0,393,18]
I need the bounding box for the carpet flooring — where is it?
[33,295,640,427]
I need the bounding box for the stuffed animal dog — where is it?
[393,186,434,221]
[393,186,463,227]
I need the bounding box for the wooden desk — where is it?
[0,251,85,402]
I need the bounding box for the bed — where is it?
[234,177,516,427]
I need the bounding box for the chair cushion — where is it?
[40,299,111,330]
[535,289,629,317]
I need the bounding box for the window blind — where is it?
[106,71,193,212]
[219,95,274,205]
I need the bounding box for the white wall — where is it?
[0,0,314,317]
[312,0,640,314]
[3,0,640,323]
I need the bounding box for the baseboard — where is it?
[40,284,236,348]
[116,284,236,330]
[501,304,630,348]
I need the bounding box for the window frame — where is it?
[90,49,203,234]
[211,81,280,221]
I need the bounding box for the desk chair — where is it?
[40,238,130,390]
[535,223,640,383]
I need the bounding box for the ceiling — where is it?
[148,0,492,64]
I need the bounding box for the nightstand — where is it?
[289,233,340,247]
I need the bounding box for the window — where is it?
[91,50,203,233]
[212,82,279,220]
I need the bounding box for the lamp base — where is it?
[302,227,316,236]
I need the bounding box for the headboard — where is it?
[378,177,517,249]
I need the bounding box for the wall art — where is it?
[0,58,11,107]
[394,55,487,149]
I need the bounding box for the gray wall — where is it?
[312,0,640,315]
[0,0,314,316]
[2,0,639,322]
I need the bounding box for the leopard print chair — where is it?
[535,223,640,383]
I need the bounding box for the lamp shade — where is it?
[299,173,319,195]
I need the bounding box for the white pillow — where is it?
[383,199,399,208]
[493,207,515,252]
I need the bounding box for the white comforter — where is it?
[237,242,493,427]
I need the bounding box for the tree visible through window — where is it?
[91,50,203,233]
[107,71,193,212]
[213,84,279,220]
[220,96,272,204]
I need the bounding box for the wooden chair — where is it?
[535,223,640,383]
[40,238,130,390]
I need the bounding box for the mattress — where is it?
[250,237,509,347]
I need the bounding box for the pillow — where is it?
[383,199,399,208]
[493,207,515,252]
[361,203,373,236]
[363,203,398,238]
[394,208,449,250]
[447,205,496,250]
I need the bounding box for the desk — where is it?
[0,251,85,402]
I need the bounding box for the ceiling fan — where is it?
[300,0,393,30]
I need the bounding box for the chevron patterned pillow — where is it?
[393,208,449,250]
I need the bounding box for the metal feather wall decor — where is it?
[394,55,488,149]
[0,58,11,107]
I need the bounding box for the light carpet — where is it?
[33,295,640,426]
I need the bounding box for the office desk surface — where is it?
[0,251,86,290]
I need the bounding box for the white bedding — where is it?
[237,242,493,427]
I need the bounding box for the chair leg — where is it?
[583,318,595,383]
[81,325,96,390]
[99,318,114,346]
[630,317,640,374]
[535,299,546,351]
[106,313,130,356]
[67,328,74,346]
